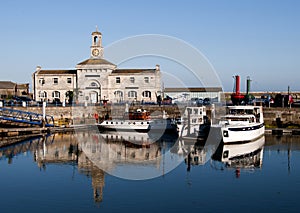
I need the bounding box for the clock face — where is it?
[92,49,99,56]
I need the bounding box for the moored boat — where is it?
[217,105,265,144]
[177,106,210,140]
[98,108,178,133]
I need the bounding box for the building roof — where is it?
[111,69,156,74]
[92,31,102,35]
[0,81,16,89]
[17,83,29,89]
[37,70,77,75]
[164,87,223,92]
[77,58,115,66]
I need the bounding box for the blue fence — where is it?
[0,107,54,127]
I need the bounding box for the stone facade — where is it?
[108,67,161,103]
[32,29,162,104]
[32,69,77,103]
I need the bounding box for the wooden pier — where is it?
[0,127,48,147]
[0,127,49,136]
[0,124,99,148]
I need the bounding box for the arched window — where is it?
[114,90,123,98]
[39,91,47,98]
[94,36,98,45]
[128,91,137,98]
[142,91,151,98]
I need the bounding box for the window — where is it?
[114,90,123,98]
[130,77,135,84]
[67,78,72,84]
[144,77,149,83]
[128,91,137,98]
[52,91,60,98]
[39,78,45,85]
[53,78,58,84]
[90,82,97,87]
[94,36,98,45]
[39,91,47,98]
[114,91,123,102]
[116,77,120,84]
[142,91,151,98]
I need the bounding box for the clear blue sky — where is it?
[0,0,299,92]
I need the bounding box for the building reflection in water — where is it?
[0,131,178,203]
[77,130,180,180]
[32,133,106,203]
[77,152,105,203]
[0,130,268,203]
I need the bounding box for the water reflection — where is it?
[211,136,265,177]
[0,130,267,203]
[79,131,182,180]
[0,133,105,204]
[33,134,106,203]
[1,132,300,212]
[78,152,105,203]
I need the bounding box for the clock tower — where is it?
[90,26,104,58]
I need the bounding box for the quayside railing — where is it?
[0,107,54,127]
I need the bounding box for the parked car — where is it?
[274,94,293,107]
[0,99,16,106]
[292,101,300,108]
[189,98,203,106]
[196,98,203,106]
[12,96,36,106]
[203,98,211,105]
[260,94,274,107]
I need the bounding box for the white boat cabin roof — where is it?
[227,105,262,110]
[227,105,262,114]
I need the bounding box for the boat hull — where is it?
[98,119,178,133]
[98,120,151,132]
[221,123,265,144]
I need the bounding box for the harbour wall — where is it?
[263,107,300,128]
[6,105,300,128]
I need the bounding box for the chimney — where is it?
[155,64,160,71]
[36,66,41,72]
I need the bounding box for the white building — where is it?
[32,69,77,103]
[32,28,162,104]
[164,87,223,103]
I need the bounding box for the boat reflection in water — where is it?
[0,128,266,206]
[211,135,265,177]
[178,126,223,171]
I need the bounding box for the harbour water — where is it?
[0,131,300,213]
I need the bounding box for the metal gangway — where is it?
[0,107,54,127]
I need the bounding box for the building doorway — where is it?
[89,91,98,103]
